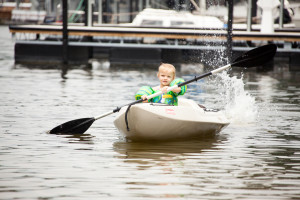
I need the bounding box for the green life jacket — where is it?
[135,78,187,106]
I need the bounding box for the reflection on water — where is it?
[1,25,300,199]
[61,133,95,144]
[114,138,218,161]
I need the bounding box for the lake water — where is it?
[1,25,300,200]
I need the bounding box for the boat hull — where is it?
[113,99,230,141]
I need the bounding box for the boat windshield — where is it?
[171,21,194,26]
[141,20,163,26]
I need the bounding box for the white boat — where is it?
[127,8,225,29]
[113,98,230,141]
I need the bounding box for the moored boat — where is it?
[113,98,230,141]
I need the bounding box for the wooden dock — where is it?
[9,24,300,69]
[10,24,300,41]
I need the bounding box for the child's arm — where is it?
[135,86,155,103]
[170,78,187,96]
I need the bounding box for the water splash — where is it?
[198,40,258,125]
[216,71,258,125]
[198,41,257,125]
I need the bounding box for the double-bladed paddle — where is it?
[49,44,277,134]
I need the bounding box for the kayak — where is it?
[113,98,230,141]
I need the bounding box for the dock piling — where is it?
[227,0,233,63]
[62,0,68,75]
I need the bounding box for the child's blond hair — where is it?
[158,63,176,78]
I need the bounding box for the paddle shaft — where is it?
[176,64,232,88]
[94,99,144,120]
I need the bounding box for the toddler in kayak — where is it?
[135,63,187,106]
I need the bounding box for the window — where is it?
[171,21,194,26]
[141,20,163,26]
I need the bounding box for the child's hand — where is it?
[141,95,148,103]
[161,86,169,93]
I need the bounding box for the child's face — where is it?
[157,69,174,87]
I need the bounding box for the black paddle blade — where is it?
[232,44,277,68]
[49,117,95,134]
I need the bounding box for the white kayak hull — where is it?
[113,99,230,141]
